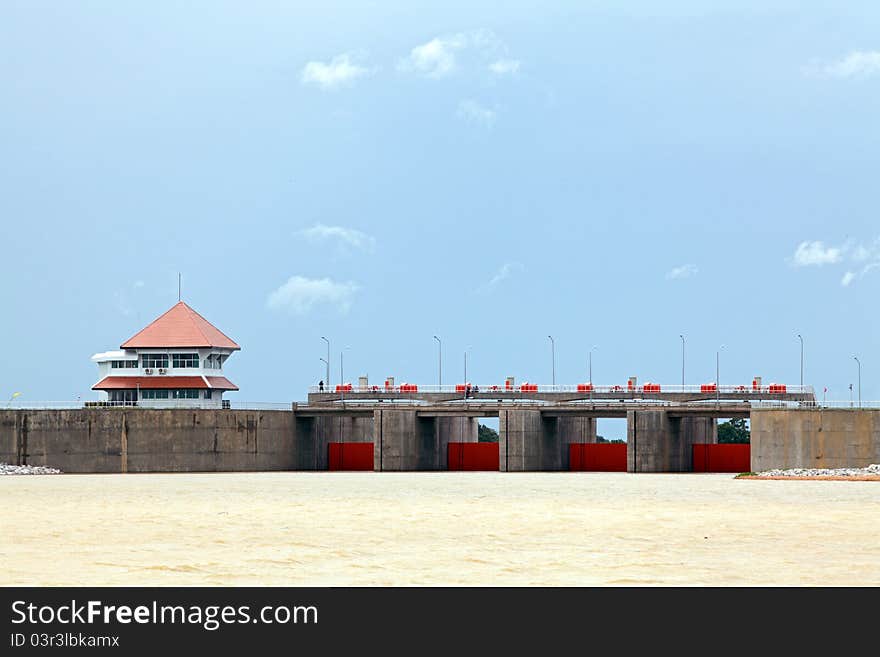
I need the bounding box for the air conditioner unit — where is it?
[158,368,167,375]
[144,368,154,375]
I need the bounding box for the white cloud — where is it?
[398,34,468,77]
[300,224,376,252]
[489,59,520,75]
[791,241,843,266]
[267,276,359,315]
[301,54,374,90]
[398,30,511,78]
[476,262,523,293]
[457,99,496,127]
[665,264,698,280]
[790,237,880,286]
[818,51,880,78]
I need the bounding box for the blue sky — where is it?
[1,1,878,404]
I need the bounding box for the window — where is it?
[142,354,169,369]
[142,389,169,399]
[204,390,212,399]
[111,360,138,369]
[172,353,199,368]
[172,389,200,399]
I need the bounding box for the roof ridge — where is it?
[181,302,213,346]
[119,302,182,348]
[184,302,239,348]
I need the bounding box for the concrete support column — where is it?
[627,411,717,472]
[373,409,437,471]
[555,416,597,470]
[499,409,566,471]
[436,416,478,470]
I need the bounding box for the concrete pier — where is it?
[626,410,716,472]
[499,410,596,471]
[373,411,479,471]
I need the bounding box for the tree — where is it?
[717,418,750,443]
[478,424,499,443]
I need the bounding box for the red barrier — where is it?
[577,383,594,392]
[700,383,717,393]
[328,442,374,471]
[447,443,499,471]
[569,443,627,472]
[692,444,750,473]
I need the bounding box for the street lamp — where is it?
[548,335,556,387]
[679,334,685,387]
[464,345,472,384]
[433,336,442,388]
[716,345,725,402]
[319,358,328,391]
[321,336,330,387]
[340,346,350,386]
[589,345,597,402]
[797,334,804,388]
[854,356,861,408]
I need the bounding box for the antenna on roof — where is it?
[178,273,181,302]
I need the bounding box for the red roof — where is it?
[93,376,239,391]
[120,302,239,350]
[204,376,239,391]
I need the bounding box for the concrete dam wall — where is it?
[3,407,879,474]
[751,408,880,471]
[0,409,297,473]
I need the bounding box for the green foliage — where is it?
[478,424,499,443]
[718,418,750,444]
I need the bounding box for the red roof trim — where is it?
[205,376,239,391]
[93,376,210,390]
[92,375,239,391]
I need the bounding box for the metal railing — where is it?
[752,400,880,410]
[309,383,815,395]
[3,401,293,411]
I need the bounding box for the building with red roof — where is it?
[91,301,240,407]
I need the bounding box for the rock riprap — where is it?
[756,464,880,478]
[0,463,62,475]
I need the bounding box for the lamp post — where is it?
[433,336,442,388]
[321,336,330,387]
[319,358,328,391]
[548,335,556,387]
[716,345,725,402]
[464,345,472,384]
[679,334,685,388]
[589,345,597,384]
[797,334,804,388]
[854,356,861,408]
[340,346,350,386]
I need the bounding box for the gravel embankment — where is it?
[0,463,62,475]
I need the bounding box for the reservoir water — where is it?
[2,472,878,586]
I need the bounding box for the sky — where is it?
[1,1,878,406]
